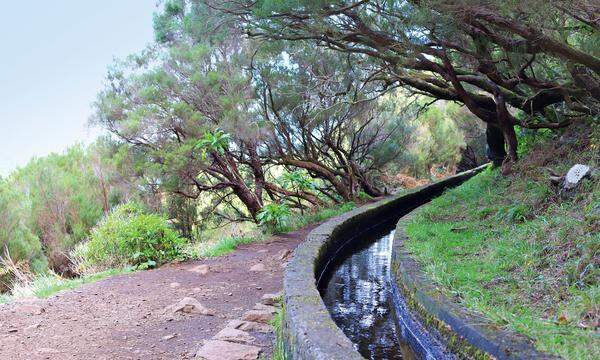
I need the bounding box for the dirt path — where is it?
[0,229,309,360]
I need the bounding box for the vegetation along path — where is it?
[0,229,308,360]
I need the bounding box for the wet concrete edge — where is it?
[282,165,489,360]
[392,184,562,359]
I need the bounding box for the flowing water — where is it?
[318,222,411,359]
[318,219,454,360]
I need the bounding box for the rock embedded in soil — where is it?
[239,321,273,333]
[241,310,273,324]
[253,303,277,314]
[196,340,261,360]
[189,264,210,275]
[564,164,591,190]
[260,293,280,306]
[277,249,292,260]
[226,319,273,333]
[164,297,215,316]
[249,263,266,272]
[212,327,255,344]
[14,304,45,316]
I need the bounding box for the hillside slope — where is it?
[405,123,599,359]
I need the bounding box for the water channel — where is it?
[318,217,455,360]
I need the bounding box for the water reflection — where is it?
[319,224,412,360]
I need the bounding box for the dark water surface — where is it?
[318,222,414,360]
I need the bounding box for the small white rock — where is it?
[564,164,591,190]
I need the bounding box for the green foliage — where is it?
[257,203,292,233]
[408,102,467,177]
[0,142,135,285]
[279,170,315,192]
[73,203,186,273]
[517,128,554,157]
[0,181,47,289]
[195,129,231,156]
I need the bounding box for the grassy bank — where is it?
[405,128,599,359]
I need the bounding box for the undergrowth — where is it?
[0,268,132,304]
[405,124,599,359]
[184,202,357,259]
[2,200,357,303]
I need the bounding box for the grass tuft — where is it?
[270,304,286,360]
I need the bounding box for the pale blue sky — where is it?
[0,1,158,175]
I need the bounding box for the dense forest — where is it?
[1,0,597,299]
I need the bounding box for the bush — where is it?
[73,203,186,273]
[0,182,47,291]
[257,203,292,233]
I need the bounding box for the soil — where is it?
[0,229,310,360]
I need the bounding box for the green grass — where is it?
[270,302,286,360]
[276,201,356,233]
[405,142,599,360]
[0,268,132,304]
[195,236,257,258]
[184,202,357,260]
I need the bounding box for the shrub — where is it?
[73,203,185,273]
[257,203,292,233]
[0,182,47,291]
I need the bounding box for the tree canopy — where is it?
[199,0,599,164]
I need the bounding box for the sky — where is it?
[0,1,158,175]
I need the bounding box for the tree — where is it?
[94,1,420,224]
[206,0,599,167]
[254,43,416,199]
[92,39,325,221]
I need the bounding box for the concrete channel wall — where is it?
[282,166,489,360]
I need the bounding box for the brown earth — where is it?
[0,229,309,360]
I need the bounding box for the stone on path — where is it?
[241,310,273,324]
[277,249,292,261]
[237,321,273,333]
[253,303,277,314]
[260,293,281,306]
[249,263,266,272]
[213,327,255,344]
[226,319,273,333]
[169,282,181,288]
[189,264,210,275]
[164,297,215,316]
[196,340,261,360]
[162,334,177,341]
[14,304,45,315]
[37,348,59,354]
